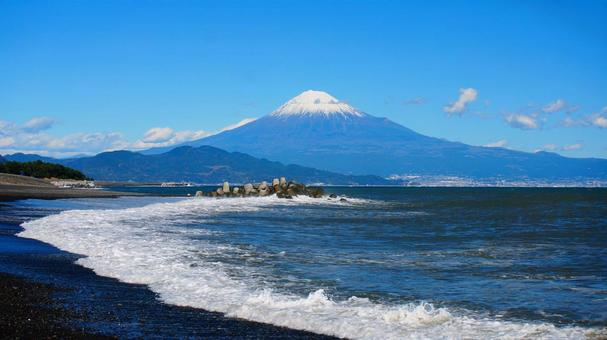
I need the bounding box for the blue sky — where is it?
[1,0,606,158]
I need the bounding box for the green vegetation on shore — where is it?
[0,160,90,180]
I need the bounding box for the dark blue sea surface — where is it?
[8,187,607,338]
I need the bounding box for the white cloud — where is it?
[557,104,607,129]
[0,128,129,158]
[505,113,539,130]
[0,116,134,156]
[591,115,607,128]
[535,143,583,153]
[542,99,566,113]
[0,120,14,132]
[173,130,210,141]
[22,117,56,132]
[0,137,15,147]
[0,120,17,137]
[131,118,256,149]
[59,132,128,151]
[484,139,508,148]
[142,127,175,143]
[561,110,607,129]
[218,118,257,132]
[560,116,584,127]
[540,144,558,151]
[1,116,256,157]
[132,128,211,149]
[444,88,478,115]
[563,143,583,151]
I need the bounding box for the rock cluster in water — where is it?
[194,177,324,199]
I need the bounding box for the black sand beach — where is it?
[0,273,113,339]
[0,199,333,339]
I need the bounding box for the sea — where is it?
[6,187,607,339]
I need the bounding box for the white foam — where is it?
[18,197,601,339]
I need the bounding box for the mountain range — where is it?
[4,90,607,183]
[147,90,607,180]
[4,146,389,185]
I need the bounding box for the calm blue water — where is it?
[14,187,607,338]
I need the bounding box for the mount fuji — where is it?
[148,90,607,180]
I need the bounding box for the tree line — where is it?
[0,160,91,180]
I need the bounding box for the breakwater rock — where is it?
[199,178,324,199]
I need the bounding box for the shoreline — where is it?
[0,198,335,339]
[0,173,143,202]
[0,184,142,202]
[0,269,334,339]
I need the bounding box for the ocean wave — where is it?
[18,197,602,339]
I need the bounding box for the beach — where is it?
[0,273,111,338]
[0,197,333,338]
[1,187,605,338]
[0,173,142,201]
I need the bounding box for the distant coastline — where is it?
[0,173,140,202]
[2,171,605,205]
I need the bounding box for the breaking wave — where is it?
[18,197,602,339]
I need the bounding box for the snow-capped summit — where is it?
[143,90,607,181]
[271,90,364,117]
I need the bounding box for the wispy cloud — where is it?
[536,144,558,152]
[142,127,176,143]
[132,128,212,149]
[565,105,580,114]
[484,139,508,148]
[560,116,584,127]
[1,116,258,157]
[403,97,426,105]
[591,114,607,128]
[542,99,566,113]
[535,143,583,153]
[53,132,128,151]
[218,118,257,132]
[505,113,540,130]
[134,118,258,149]
[563,143,583,151]
[22,116,56,132]
[444,88,478,115]
[558,105,607,129]
[0,137,15,147]
[0,125,128,157]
